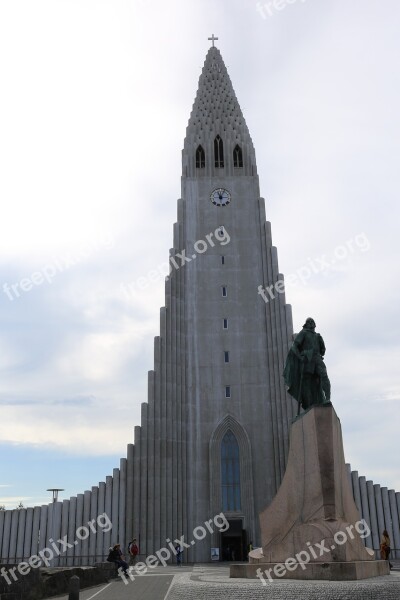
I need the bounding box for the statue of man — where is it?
[283,317,331,412]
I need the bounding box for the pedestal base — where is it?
[230,560,390,580]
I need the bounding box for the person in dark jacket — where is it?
[107,543,128,573]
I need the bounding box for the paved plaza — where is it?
[48,563,400,600]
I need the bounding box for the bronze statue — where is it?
[284,318,331,414]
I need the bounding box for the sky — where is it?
[0,0,399,509]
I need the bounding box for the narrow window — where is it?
[224,351,229,363]
[225,386,231,398]
[196,145,205,168]
[233,144,243,168]
[214,135,224,168]
[221,256,225,265]
[223,318,228,329]
[222,286,227,297]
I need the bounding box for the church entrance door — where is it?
[220,518,246,561]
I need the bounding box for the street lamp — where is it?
[47,488,64,503]
[46,489,65,566]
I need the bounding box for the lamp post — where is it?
[47,489,64,566]
[47,488,64,503]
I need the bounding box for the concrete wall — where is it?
[346,463,400,558]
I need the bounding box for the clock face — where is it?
[210,188,231,207]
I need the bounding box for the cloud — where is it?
[0,497,36,510]
[0,0,399,498]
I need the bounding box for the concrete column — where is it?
[89,486,98,565]
[119,459,127,556]
[351,471,362,516]
[147,370,155,554]
[178,266,188,560]
[284,303,296,423]
[160,308,168,550]
[81,491,91,565]
[374,484,385,549]
[170,274,178,555]
[278,280,290,461]
[0,509,5,559]
[396,493,400,559]
[1,510,12,560]
[75,494,84,566]
[366,480,380,552]
[9,510,19,560]
[96,482,106,562]
[31,506,41,558]
[23,507,33,562]
[104,476,113,552]
[60,500,70,567]
[165,280,173,553]
[126,444,134,547]
[45,503,52,554]
[66,497,77,566]
[270,245,286,479]
[111,469,120,547]
[381,488,394,544]
[140,403,148,555]
[345,464,352,491]
[389,490,400,559]
[154,336,162,555]
[164,275,173,553]
[52,501,63,566]
[267,246,283,480]
[176,267,183,550]
[359,476,373,549]
[16,508,26,561]
[262,230,280,490]
[133,427,141,552]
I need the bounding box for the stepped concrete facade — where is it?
[1,45,399,568]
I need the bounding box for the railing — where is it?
[0,554,110,566]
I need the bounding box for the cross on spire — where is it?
[208,34,218,47]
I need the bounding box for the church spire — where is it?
[183,46,257,178]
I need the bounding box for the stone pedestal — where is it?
[231,405,389,580]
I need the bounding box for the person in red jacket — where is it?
[128,538,139,566]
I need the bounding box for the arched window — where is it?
[233,144,243,168]
[196,145,205,168]
[221,430,241,511]
[214,135,224,168]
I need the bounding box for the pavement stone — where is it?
[47,564,400,600]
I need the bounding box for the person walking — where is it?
[175,544,183,566]
[128,538,139,566]
[380,530,393,569]
[247,541,253,560]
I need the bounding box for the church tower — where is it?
[135,42,296,562]
[0,42,296,568]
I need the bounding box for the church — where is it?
[0,41,398,566]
